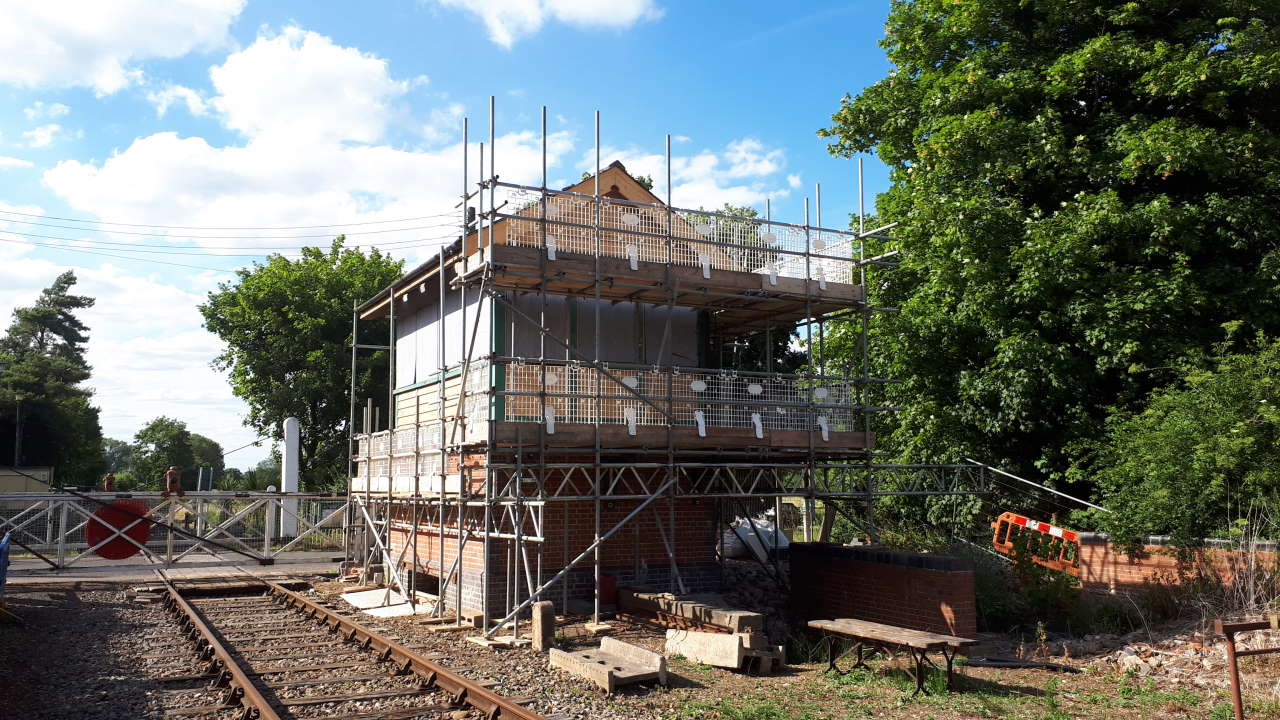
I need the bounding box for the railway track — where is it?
[149,574,552,720]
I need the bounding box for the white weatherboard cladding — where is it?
[394,287,700,390]
[507,294,698,365]
[394,282,490,387]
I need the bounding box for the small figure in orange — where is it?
[101,473,116,493]
[162,466,184,497]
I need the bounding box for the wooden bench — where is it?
[808,618,977,696]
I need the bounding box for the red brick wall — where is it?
[1078,535,1278,591]
[789,543,978,639]
[542,497,718,570]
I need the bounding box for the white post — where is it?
[281,417,300,537]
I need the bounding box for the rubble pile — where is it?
[719,558,791,641]
[1082,629,1280,695]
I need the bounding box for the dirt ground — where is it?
[309,581,1280,720]
[2,581,1277,720]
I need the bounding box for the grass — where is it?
[657,645,1269,720]
[671,699,832,720]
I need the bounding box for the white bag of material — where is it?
[721,515,792,561]
[750,518,790,550]
[721,526,748,558]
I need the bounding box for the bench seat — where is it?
[808,618,977,695]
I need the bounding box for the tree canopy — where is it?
[822,1,1280,494]
[130,415,194,487]
[1086,335,1280,547]
[200,238,403,490]
[0,271,104,482]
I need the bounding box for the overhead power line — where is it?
[0,228,461,256]
[0,215,462,240]
[0,207,459,231]
[0,236,228,271]
[0,232,460,272]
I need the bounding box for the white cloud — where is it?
[435,0,662,48]
[0,156,34,169]
[23,124,62,148]
[0,207,261,463]
[146,84,207,117]
[29,27,584,468]
[23,101,70,120]
[579,136,793,211]
[422,102,465,144]
[0,0,245,94]
[209,27,408,144]
[787,173,801,189]
[43,29,575,263]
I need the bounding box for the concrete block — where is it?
[549,637,667,693]
[619,588,765,633]
[532,601,555,652]
[665,629,785,674]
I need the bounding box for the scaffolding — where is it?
[346,98,992,636]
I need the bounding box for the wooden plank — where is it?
[277,688,431,707]
[808,618,976,649]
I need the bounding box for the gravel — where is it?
[0,585,174,720]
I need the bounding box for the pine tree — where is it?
[0,271,105,481]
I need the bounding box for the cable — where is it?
[0,230,460,259]
[0,215,462,240]
[0,207,458,230]
[223,438,268,457]
[0,236,228,271]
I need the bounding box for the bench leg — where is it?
[908,648,926,697]
[851,642,868,671]
[942,646,957,692]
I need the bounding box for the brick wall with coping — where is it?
[789,542,978,638]
[1077,533,1278,592]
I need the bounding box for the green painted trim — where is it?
[393,366,463,395]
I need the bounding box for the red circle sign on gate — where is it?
[85,500,154,559]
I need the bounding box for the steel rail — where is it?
[156,573,283,720]
[260,580,550,720]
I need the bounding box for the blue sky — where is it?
[0,0,895,469]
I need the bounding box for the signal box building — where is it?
[349,160,877,628]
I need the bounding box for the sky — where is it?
[0,0,896,469]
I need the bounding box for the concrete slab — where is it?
[666,629,785,674]
[340,588,436,617]
[619,588,764,633]
[549,637,667,693]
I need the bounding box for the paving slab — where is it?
[549,636,666,693]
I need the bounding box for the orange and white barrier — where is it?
[991,512,1081,577]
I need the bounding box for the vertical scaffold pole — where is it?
[802,197,815,542]
[475,139,485,631]
[858,158,876,541]
[450,118,468,619]
[592,109,603,626]
[437,245,448,617]
[347,303,358,563]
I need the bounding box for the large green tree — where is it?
[0,271,104,482]
[102,437,131,473]
[200,238,402,490]
[189,433,225,477]
[1087,334,1280,547]
[130,416,195,487]
[822,1,1280,491]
